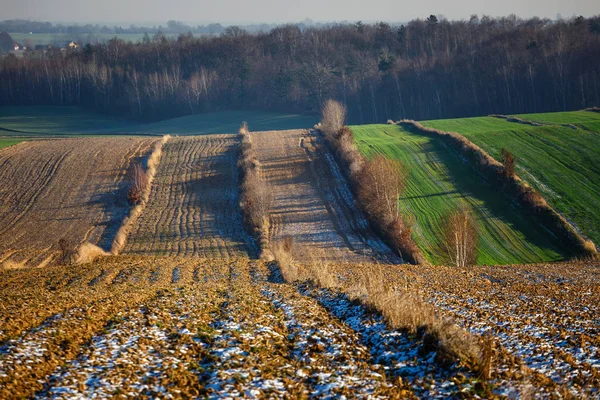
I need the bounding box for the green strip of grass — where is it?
[351,124,566,265]
[0,138,25,150]
[422,114,600,246]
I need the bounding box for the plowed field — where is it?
[0,137,154,268]
[123,135,255,258]
[250,129,398,262]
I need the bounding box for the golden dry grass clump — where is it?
[238,122,274,259]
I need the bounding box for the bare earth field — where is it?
[0,256,478,398]
[0,137,154,268]
[2,256,595,398]
[250,129,398,262]
[123,135,256,258]
[414,262,600,397]
[321,261,600,398]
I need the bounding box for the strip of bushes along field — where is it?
[399,120,597,260]
[318,100,425,264]
[110,135,171,255]
[238,123,274,260]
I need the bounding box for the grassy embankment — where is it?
[421,111,600,247]
[351,124,567,265]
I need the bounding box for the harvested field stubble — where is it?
[407,261,600,397]
[123,135,255,258]
[0,137,154,268]
[250,128,397,262]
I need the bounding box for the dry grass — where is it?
[238,122,274,258]
[399,120,597,260]
[73,242,110,265]
[111,135,170,254]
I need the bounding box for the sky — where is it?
[2,0,600,24]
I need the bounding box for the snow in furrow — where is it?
[299,286,469,398]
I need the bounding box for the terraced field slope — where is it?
[250,129,398,262]
[124,135,255,258]
[421,112,600,246]
[351,124,566,265]
[0,137,154,268]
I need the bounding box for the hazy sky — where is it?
[3,0,600,24]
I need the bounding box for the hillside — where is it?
[421,111,600,247]
[0,106,317,136]
[350,124,567,265]
[0,137,155,268]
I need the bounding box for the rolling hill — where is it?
[421,111,600,247]
[351,124,567,265]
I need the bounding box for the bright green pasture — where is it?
[0,107,317,136]
[351,124,567,265]
[421,113,600,246]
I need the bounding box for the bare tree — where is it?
[359,156,408,224]
[441,206,478,268]
[320,99,346,138]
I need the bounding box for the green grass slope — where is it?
[125,110,317,135]
[0,106,137,135]
[0,107,317,136]
[421,113,600,247]
[351,124,567,265]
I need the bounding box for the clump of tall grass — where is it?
[238,122,274,259]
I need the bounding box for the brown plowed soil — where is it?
[0,137,154,268]
[123,135,255,258]
[250,129,398,262]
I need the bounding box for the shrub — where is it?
[501,148,516,178]
[57,238,74,265]
[127,163,148,205]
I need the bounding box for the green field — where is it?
[0,107,317,136]
[421,111,600,247]
[351,124,567,265]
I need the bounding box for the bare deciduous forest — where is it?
[1,15,600,122]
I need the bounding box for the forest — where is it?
[1,15,599,122]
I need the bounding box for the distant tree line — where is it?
[1,15,599,123]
